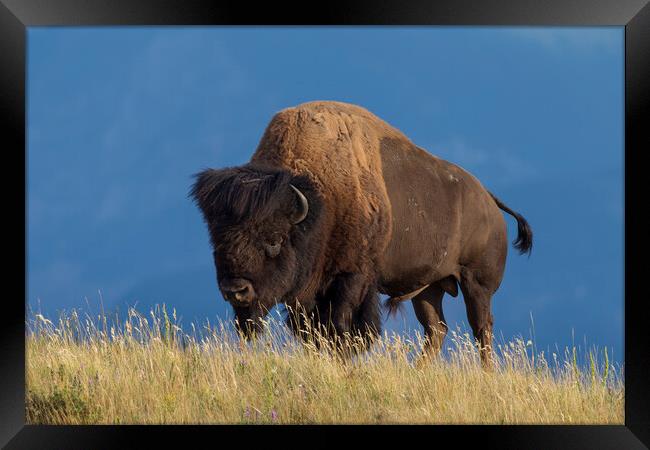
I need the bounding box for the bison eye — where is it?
[264,236,283,258]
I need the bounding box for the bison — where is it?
[191,101,532,366]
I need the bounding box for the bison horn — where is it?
[289,184,309,224]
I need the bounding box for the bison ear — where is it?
[289,184,309,224]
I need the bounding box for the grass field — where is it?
[26,305,623,424]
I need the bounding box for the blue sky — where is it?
[27,27,624,362]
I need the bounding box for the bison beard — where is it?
[190,101,532,364]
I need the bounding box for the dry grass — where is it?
[26,305,623,424]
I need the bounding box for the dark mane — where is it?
[189,165,293,225]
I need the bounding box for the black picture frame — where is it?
[2,1,648,448]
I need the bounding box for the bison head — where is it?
[190,165,323,337]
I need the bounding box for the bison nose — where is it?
[220,278,255,305]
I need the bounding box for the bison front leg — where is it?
[321,272,380,349]
[232,305,264,340]
[285,302,323,345]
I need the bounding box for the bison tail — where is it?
[489,192,533,257]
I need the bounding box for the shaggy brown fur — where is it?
[191,101,532,363]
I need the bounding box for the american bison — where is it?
[191,101,532,365]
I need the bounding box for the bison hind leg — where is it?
[459,266,497,370]
[412,284,448,361]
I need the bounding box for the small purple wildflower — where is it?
[271,409,278,422]
[244,406,251,419]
